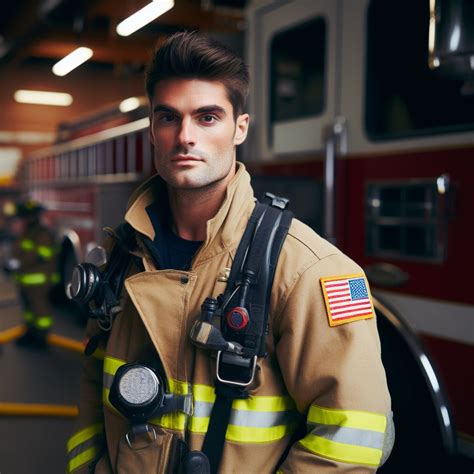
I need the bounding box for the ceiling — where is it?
[0,0,246,72]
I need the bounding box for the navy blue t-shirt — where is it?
[145,202,202,271]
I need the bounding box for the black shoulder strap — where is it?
[101,223,140,299]
[202,193,293,474]
[221,195,293,358]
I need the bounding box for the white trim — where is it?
[29,118,150,159]
[375,290,474,346]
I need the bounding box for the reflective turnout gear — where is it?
[67,423,105,473]
[301,404,389,467]
[15,272,60,286]
[69,163,394,473]
[12,218,58,333]
[19,237,58,261]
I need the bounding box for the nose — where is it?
[177,116,196,148]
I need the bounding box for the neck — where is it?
[167,180,230,241]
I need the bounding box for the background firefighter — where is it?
[8,200,59,346]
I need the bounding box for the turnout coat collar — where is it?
[124,162,255,268]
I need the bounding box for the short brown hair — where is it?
[145,31,249,119]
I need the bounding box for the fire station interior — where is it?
[0,0,473,473]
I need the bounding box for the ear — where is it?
[233,113,250,145]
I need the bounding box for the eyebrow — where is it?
[153,104,227,116]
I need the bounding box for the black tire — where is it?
[375,298,458,473]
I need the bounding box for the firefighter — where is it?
[68,32,394,473]
[8,200,59,347]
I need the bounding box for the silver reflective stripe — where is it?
[230,409,298,428]
[68,436,102,462]
[307,423,385,450]
[194,400,298,428]
[193,400,213,418]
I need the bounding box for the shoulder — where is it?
[283,217,361,273]
[273,218,364,300]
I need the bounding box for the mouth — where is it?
[171,154,203,162]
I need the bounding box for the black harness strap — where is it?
[221,202,267,306]
[201,384,248,474]
[202,196,293,474]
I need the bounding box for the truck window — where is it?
[366,180,444,261]
[365,0,474,139]
[270,17,326,126]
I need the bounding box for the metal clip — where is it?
[125,423,157,450]
[216,351,257,387]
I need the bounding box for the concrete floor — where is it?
[0,274,85,474]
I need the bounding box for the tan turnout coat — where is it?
[68,163,393,473]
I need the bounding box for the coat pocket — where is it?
[116,426,178,474]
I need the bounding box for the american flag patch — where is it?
[320,274,375,326]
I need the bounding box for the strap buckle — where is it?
[125,423,157,450]
[264,192,289,210]
[161,392,194,417]
[216,351,257,387]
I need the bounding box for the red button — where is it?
[226,307,249,330]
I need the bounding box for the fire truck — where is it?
[17,102,154,285]
[18,0,473,470]
[243,0,473,470]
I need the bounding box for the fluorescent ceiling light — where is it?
[116,0,174,37]
[52,47,93,76]
[119,97,142,113]
[14,90,73,106]
[0,130,55,144]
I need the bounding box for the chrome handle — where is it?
[323,117,347,245]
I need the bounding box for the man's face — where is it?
[149,79,249,190]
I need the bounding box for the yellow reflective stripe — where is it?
[18,272,47,285]
[188,415,209,433]
[35,316,53,329]
[193,384,215,403]
[103,356,125,376]
[67,423,104,452]
[300,434,382,467]
[92,347,105,360]
[308,404,387,433]
[103,388,117,413]
[189,415,297,442]
[169,378,190,395]
[193,385,295,411]
[20,239,35,251]
[37,245,54,259]
[226,422,297,443]
[68,446,99,473]
[190,384,298,443]
[233,395,296,412]
[102,357,125,414]
[149,412,187,430]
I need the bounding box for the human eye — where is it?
[157,113,178,124]
[199,114,218,124]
